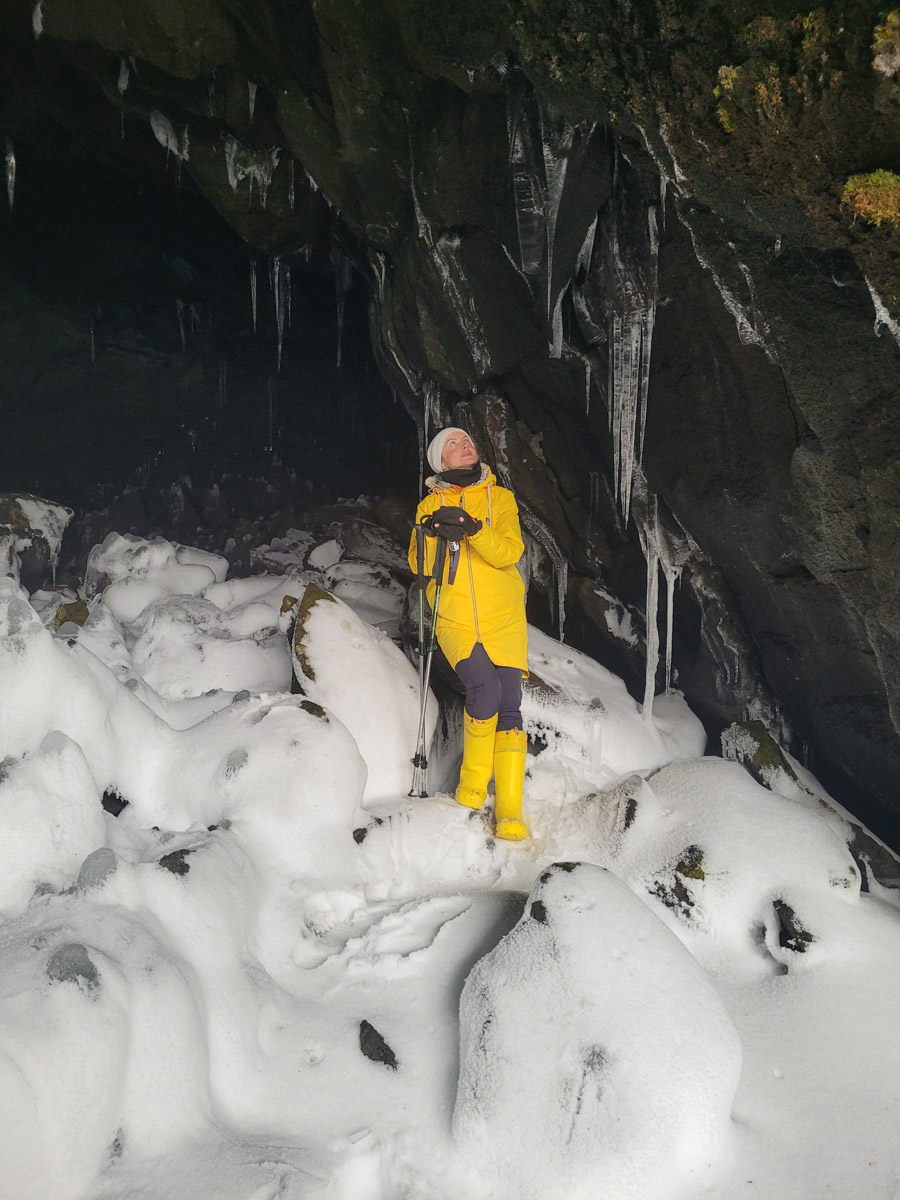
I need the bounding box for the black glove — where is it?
[419,515,438,537]
[430,506,482,539]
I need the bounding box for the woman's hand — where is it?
[429,506,482,538]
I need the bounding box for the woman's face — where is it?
[441,431,478,471]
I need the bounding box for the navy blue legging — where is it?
[455,642,523,731]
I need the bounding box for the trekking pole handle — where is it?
[432,535,448,582]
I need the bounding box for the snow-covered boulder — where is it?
[0,732,107,916]
[0,898,210,1200]
[610,759,861,974]
[86,533,228,625]
[0,493,73,591]
[525,627,705,782]
[288,583,437,806]
[454,862,742,1200]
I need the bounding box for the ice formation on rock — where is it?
[866,277,900,349]
[5,138,14,210]
[223,136,279,207]
[149,112,189,166]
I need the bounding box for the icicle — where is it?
[218,359,227,408]
[633,468,693,714]
[664,564,680,693]
[331,247,353,368]
[247,81,257,124]
[4,139,14,211]
[175,299,186,350]
[587,469,601,541]
[117,59,129,139]
[604,163,659,523]
[584,356,592,415]
[286,267,292,327]
[422,379,442,444]
[271,256,286,372]
[539,98,574,319]
[32,1,43,38]
[549,285,565,358]
[250,258,258,334]
[642,543,660,718]
[288,158,295,209]
[506,87,544,276]
[90,323,96,363]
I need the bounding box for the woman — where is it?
[408,426,529,840]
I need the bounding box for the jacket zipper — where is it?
[460,493,482,644]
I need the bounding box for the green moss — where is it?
[290,583,337,683]
[842,170,900,227]
[675,844,705,882]
[873,11,900,55]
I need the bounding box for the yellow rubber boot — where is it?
[493,729,528,840]
[455,712,498,810]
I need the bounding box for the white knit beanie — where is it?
[426,427,472,473]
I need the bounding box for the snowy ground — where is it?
[2,519,900,1199]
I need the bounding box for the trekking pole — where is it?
[409,534,448,797]
[414,523,426,700]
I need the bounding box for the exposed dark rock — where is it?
[772,898,815,954]
[47,942,100,989]
[353,816,384,845]
[651,846,705,918]
[52,599,89,630]
[158,848,194,875]
[101,788,129,817]
[359,1019,398,1070]
[74,847,118,892]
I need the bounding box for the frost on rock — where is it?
[505,79,580,353]
[455,862,742,1200]
[150,111,189,165]
[223,135,280,208]
[519,509,567,644]
[866,277,900,350]
[370,250,421,403]
[679,210,776,361]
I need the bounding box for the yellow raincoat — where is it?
[407,466,527,672]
